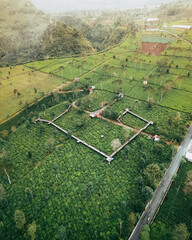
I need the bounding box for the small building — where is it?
[171,25,191,30]
[185,139,192,162]
[91,86,95,89]
[147,18,159,23]
[143,80,148,86]
[89,113,95,118]
[153,135,160,142]
[74,78,79,82]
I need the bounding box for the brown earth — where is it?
[141,42,168,56]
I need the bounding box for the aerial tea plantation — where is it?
[0,29,192,239]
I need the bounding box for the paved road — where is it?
[147,28,192,46]
[129,124,192,240]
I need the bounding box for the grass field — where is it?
[0,65,65,122]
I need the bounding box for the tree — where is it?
[1,130,8,139]
[111,139,122,151]
[67,130,72,139]
[147,97,154,109]
[172,223,189,240]
[28,151,32,159]
[11,126,16,133]
[45,138,55,154]
[150,221,171,240]
[14,210,26,229]
[144,164,162,188]
[0,184,7,209]
[25,120,31,129]
[0,150,11,184]
[141,186,153,202]
[128,212,137,232]
[39,124,45,135]
[58,225,66,240]
[183,170,192,195]
[140,225,150,240]
[44,189,51,200]
[53,163,58,178]
[0,138,5,152]
[34,88,37,93]
[25,188,33,203]
[41,104,46,115]
[28,221,37,240]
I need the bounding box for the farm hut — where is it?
[74,78,79,82]
[96,114,101,118]
[99,110,103,114]
[89,113,95,118]
[153,135,160,142]
[141,36,174,55]
[143,80,148,86]
[171,25,191,30]
[147,18,159,22]
[91,86,96,89]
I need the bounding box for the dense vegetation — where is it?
[0,0,93,65]
[150,161,192,240]
[1,3,192,239]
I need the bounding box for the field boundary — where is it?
[35,105,153,163]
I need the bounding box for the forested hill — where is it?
[0,0,94,65]
[57,15,130,51]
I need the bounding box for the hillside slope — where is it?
[0,0,94,65]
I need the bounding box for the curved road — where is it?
[129,124,192,240]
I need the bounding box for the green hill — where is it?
[0,0,94,65]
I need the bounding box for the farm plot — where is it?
[127,83,162,103]
[0,65,64,122]
[75,117,134,155]
[25,58,71,71]
[121,112,147,130]
[41,102,134,156]
[161,88,192,112]
[150,162,192,240]
[108,96,190,142]
[54,107,91,133]
[174,76,192,92]
[1,114,173,240]
[76,90,116,112]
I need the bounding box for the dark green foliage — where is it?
[141,186,153,202]
[25,188,33,203]
[140,225,150,240]
[172,223,190,240]
[103,107,119,120]
[150,162,192,240]
[58,225,66,240]
[53,163,58,176]
[28,151,32,159]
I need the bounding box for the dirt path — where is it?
[51,81,71,93]
[71,100,154,138]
